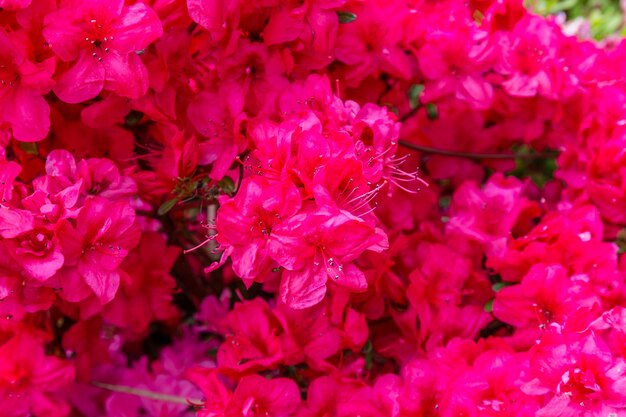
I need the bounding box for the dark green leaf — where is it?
[337,11,357,23]
[492,282,513,292]
[408,84,425,109]
[218,176,236,195]
[426,103,438,120]
[19,142,38,155]
[125,111,144,126]
[158,197,180,216]
[484,299,494,313]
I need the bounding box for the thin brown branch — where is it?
[399,107,419,123]
[398,140,559,160]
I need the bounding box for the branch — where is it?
[397,140,559,160]
[91,381,202,406]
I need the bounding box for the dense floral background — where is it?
[3,0,626,416]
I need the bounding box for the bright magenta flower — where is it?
[0,29,54,141]
[43,0,162,102]
[215,176,302,281]
[268,208,388,308]
[57,197,140,304]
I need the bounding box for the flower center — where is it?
[84,19,113,61]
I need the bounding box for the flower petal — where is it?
[53,52,105,103]
[102,50,149,99]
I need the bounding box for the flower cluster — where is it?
[3,0,626,416]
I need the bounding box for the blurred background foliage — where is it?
[527,0,625,39]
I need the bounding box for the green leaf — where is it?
[616,229,626,254]
[19,142,38,155]
[157,197,180,216]
[408,84,424,109]
[218,176,236,195]
[472,9,484,25]
[125,111,144,126]
[426,103,438,120]
[484,299,494,313]
[439,195,451,210]
[492,282,513,292]
[337,11,357,23]
[363,340,374,370]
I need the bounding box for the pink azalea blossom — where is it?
[43,0,163,102]
[57,197,140,304]
[268,207,388,308]
[0,29,54,141]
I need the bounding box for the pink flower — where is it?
[447,174,538,255]
[0,332,75,417]
[274,300,343,367]
[57,197,140,304]
[495,14,570,98]
[216,298,284,376]
[4,226,64,281]
[43,0,163,103]
[187,84,248,180]
[102,232,181,335]
[42,150,137,204]
[225,375,300,417]
[417,22,495,109]
[522,331,626,415]
[186,0,240,44]
[263,0,342,70]
[494,264,601,337]
[405,242,493,348]
[335,0,412,85]
[215,177,301,281]
[268,207,388,308]
[0,29,54,141]
[297,376,380,417]
[0,207,34,239]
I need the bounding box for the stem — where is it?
[399,107,419,123]
[91,381,202,406]
[397,140,559,160]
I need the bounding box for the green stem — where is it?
[91,381,202,406]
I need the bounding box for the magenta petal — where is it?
[0,0,32,10]
[42,8,83,61]
[82,0,124,19]
[110,2,163,53]
[18,249,64,282]
[280,266,327,309]
[79,256,120,304]
[457,75,493,110]
[55,267,92,303]
[187,0,235,35]
[53,52,105,103]
[3,88,50,142]
[102,51,149,99]
[0,208,34,238]
[231,244,264,280]
[45,150,77,178]
[334,263,367,291]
